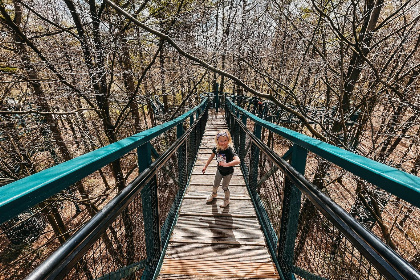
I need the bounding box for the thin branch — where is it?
[0,3,98,113]
[0,108,95,115]
[17,0,79,38]
[168,69,209,120]
[104,0,326,140]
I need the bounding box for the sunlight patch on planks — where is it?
[159,259,278,279]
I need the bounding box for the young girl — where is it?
[202,130,240,207]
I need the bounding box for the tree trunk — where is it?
[341,0,384,113]
[159,46,168,113]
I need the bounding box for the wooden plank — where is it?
[185,185,248,196]
[159,259,278,279]
[188,182,245,187]
[192,162,218,167]
[191,166,244,174]
[198,147,215,151]
[183,194,249,200]
[179,199,256,216]
[172,217,262,234]
[189,175,246,185]
[169,237,265,247]
[179,213,257,219]
[169,226,265,244]
[192,166,218,172]
[190,171,245,177]
[163,243,272,262]
[175,215,261,230]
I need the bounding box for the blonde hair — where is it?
[215,130,232,151]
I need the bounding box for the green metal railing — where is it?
[2,94,420,279]
[0,99,208,280]
[226,97,420,280]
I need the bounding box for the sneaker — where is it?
[206,193,217,203]
[220,199,230,208]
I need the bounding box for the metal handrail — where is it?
[26,103,209,279]
[226,98,420,208]
[226,100,420,280]
[0,99,208,224]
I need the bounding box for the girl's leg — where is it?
[207,170,222,202]
[220,173,233,207]
[213,169,223,193]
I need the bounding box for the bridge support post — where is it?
[141,175,161,280]
[213,82,219,113]
[188,124,196,175]
[138,142,161,279]
[239,114,247,162]
[177,124,186,188]
[278,144,307,280]
[249,124,262,194]
[233,116,240,154]
[138,142,152,172]
[225,100,229,122]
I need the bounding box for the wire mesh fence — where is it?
[63,193,147,280]
[0,170,117,279]
[0,102,208,279]
[303,153,420,270]
[293,203,385,280]
[226,98,419,280]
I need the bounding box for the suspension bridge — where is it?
[159,112,278,279]
[0,96,419,280]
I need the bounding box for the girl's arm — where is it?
[219,156,240,167]
[202,153,215,173]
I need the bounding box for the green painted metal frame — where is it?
[226,98,420,208]
[228,109,284,280]
[24,100,209,280]
[152,108,208,280]
[225,97,420,280]
[213,82,219,112]
[94,260,146,280]
[227,106,285,279]
[0,99,208,225]
[277,144,307,280]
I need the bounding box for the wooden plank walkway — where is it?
[158,110,279,279]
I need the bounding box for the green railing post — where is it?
[137,142,152,173]
[278,144,307,280]
[254,123,262,140]
[141,175,161,280]
[240,114,247,162]
[225,101,230,123]
[213,82,219,113]
[177,123,186,188]
[233,116,240,153]
[138,142,161,279]
[188,122,196,176]
[241,113,247,125]
[249,124,262,194]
